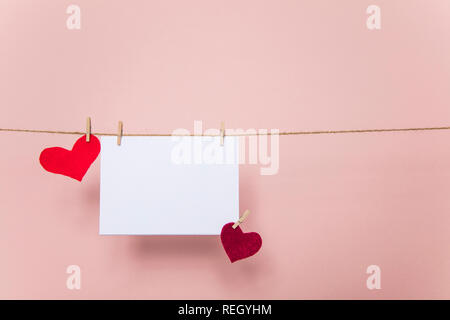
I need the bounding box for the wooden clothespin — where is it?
[220,121,225,146]
[86,117,91,142]
[232,209,251,229]
[117,121,123,146]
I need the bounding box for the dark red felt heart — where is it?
[220,222,262,263]
[39,135,101,181]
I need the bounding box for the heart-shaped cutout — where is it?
[39,135,101,181]
[220,222,262,263]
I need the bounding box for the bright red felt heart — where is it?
[220,222,262,263]
[39,135,101,181]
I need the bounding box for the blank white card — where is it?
[99,136,239,235]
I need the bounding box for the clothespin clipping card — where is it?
[220,121,225,146]
[86,117,91,142]
[117,121,123,146]
[232,209,251,229]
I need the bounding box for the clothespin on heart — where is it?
[232,209,251,229]
[86,117,91,142]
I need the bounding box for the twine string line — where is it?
[0,126,450,136]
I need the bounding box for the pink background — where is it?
[1,0,450,299]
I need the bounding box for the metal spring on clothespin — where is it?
[117,121,123,146]
[220,121,225,146]
[86,117,91,142]
[232,210,251,229]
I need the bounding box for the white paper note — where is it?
[99,136,239,235]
